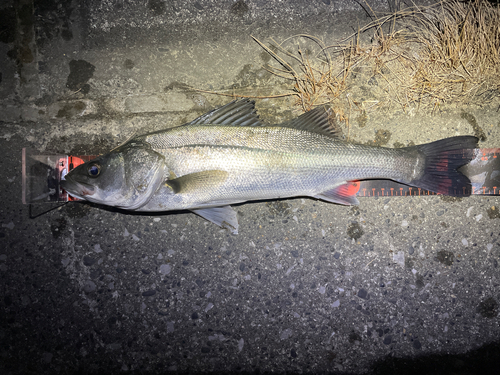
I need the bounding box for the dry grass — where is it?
[402,0,500,107]
[256,0,500,119]
[252,35,348,112]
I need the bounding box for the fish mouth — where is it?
[60,177,96,200]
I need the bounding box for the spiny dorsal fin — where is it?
[276,106,342,138]
[187,99,264,127]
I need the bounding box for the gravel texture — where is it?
[1,1,499,374]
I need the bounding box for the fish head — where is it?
[61,142,165,210]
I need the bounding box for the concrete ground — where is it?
[1,0,499,374]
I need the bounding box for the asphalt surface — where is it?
[1,1,499,374]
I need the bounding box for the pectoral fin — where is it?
[166,170,228,194]
[314,181,360,205]
[191,206,239,234]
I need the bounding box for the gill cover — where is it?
[117,142,165,209]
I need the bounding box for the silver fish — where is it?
[61,100,478,233]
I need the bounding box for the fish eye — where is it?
[87,163,101,177]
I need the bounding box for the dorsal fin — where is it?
[187,99,265,127]
[276,106,342,138]
[186,99,342,138]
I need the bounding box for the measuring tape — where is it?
[21,148,500,205]
[66,149,499,199]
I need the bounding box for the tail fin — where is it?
[409,136,478,196]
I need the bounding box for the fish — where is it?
[61,99,478,233]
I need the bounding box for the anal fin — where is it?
[314,181,360,205]
[191,205,239,234]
